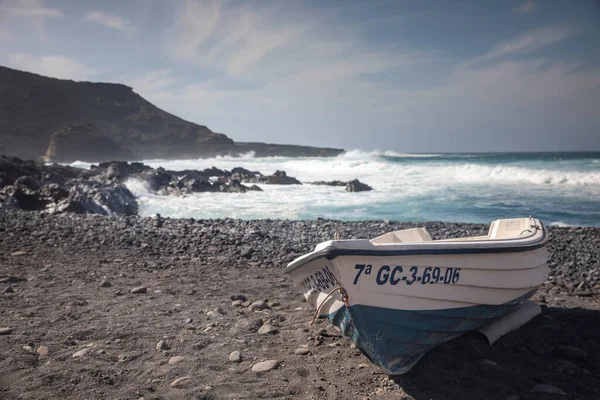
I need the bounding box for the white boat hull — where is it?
[285,218,549,374]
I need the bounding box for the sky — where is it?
[1,0,599,152]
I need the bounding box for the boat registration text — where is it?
[354,264,461,286]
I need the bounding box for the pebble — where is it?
[229,351,242,363]
[11,250,27,256]
[156,340,170,351]
[99,279,112,288]
[257,324,278,335]
[72,348,91,358]
[232,300,243,307]
[249,300,269,311]
[2,286,14,294]
[294,348,310,355]
[234,318,263,332]
[251,359,280,372]
[131,286,147,294]
[170,376,192,387]
[530,384,566,395]
[0,328,14,335]
[168,355,185,364]
[231,294,248,302]
[36,345,49,356]
[552,345,587,361]
[358,363,369,369]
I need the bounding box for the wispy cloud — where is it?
[83,11,129,31]
[6,53,95,81]
[513,0,538,14]
[466,25,574,66]
[0,0,62,18]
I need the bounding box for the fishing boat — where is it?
[284,217,549,374]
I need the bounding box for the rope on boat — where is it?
[310,286,348,326]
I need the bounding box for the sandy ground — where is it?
[1,212,599,400]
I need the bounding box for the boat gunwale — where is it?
[284,222,548,274]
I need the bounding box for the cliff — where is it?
[0,66,344,161]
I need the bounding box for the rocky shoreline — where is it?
[1,211,599,399]
[0,156,373,216]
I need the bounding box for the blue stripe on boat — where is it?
[328,289,538,375]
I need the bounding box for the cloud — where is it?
[84,11,129,31]
[163,0,222,62]
[6,53,95,81]
[513,0,537,14]
[0,0,62,18]
[466,25,573,66]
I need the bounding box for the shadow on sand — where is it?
[388,306,600,400]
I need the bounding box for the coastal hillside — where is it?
[0,66,344,162]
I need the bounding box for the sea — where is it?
[72,151,600,227]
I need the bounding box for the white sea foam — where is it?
[63,151,600,224]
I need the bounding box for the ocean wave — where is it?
[448,164,600,186]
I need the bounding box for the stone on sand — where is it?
[0,327,13,335]
[131,286,147,294]
[156,340,170,351]
[294,348,310,355]
[170,376,192,387]
[168,355,185,364]
[37,345,49,356]
[72,348,91,358]
[252,360,280,372]
[229,351,242,363]
[249,300,269,311]
[258,324,278,335]
[530,384,566,395]
[11,250,27,256]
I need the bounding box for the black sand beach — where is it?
[1,211,599,399]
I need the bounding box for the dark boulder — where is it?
[178,172,212,193]
[14,176,41,191]
[346,179,373,192]
[251,170,301,185]
[203,167,231,177]
[91,161,151,183]
[310,180,346,187]
[140,168,176,193]
[231,167,262,177]
[54,183,137,215]
[248,185,263,191]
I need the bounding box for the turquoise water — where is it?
[73,151,600,226]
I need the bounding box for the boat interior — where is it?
[369,218,541,245]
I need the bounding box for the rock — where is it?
[168,356,185,365]
[358,363,369,368]
[230,294,248,302]
[310,180,346,187]
[170,376,192,387]
[72,348,91,358]
[258,324,278,335]
[99,279,112,288]
[530,384,566,395]
[0,327,14,335]
[156,340,170,351]
[232,300,243,307]
[2,286,14,294]
[294,348,310,355]
[234,318,263,332]
[249,300,270,311]
[552,345,588,361]
[131,286,147,294]
[345,179,373,192]
[229,351,242,363]
[37,346,49,356]
[240,246,254,258]
[11,250,26,256]
[251,360,280,372]
[248,185,262,191]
